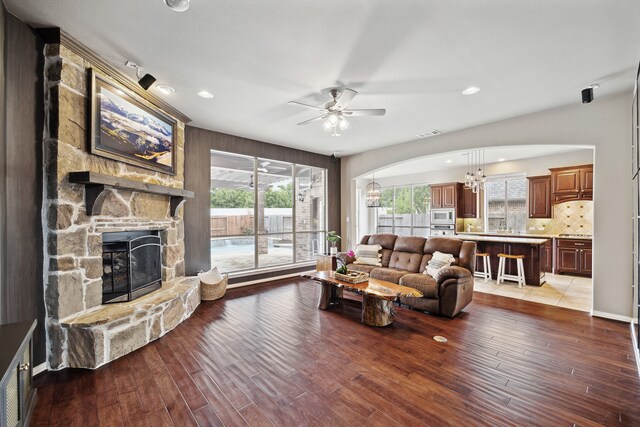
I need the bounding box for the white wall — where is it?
[341,92,631,319]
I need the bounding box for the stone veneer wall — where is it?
[43,42,188,369]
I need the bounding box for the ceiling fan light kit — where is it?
[289,88,386,136]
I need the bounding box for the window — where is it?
[210,151,327,274]
[376,184,431,236]
[485,175,527,233]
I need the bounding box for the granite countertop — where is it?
[455,234,549,245]
[457,232,592,241]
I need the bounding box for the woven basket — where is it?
[335,270,369,284]
[200,274,228,301]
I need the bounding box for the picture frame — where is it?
[89,68,177,175]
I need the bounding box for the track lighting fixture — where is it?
[125,61,157,91]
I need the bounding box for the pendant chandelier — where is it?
[366,173,381,208]
[464,150,487,194]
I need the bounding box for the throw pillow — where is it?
[353,244,382,266]
[424,251,455,277]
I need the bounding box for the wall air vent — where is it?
[416,130,443,138]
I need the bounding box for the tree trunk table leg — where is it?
[318,283,343,309]
[362,294,396,327]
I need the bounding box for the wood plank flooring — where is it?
[32,277,640,426]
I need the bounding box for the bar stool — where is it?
[474,253,492,282]
[497,253,526,288]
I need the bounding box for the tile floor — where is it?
[473,273,592,312]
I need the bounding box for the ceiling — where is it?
[7,0,639,156]
[372,145,592,178]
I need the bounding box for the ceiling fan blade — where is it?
[343,108,386,116]
[288,101,326,112]
[334,88,358,110]
[297,115,327,125]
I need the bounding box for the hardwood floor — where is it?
[32,277,640,426]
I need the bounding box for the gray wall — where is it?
[342,92,632,320]
[0,9,45,364]
[184,126,341,279]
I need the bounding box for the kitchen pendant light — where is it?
[366,173,381,208]
[464,149,486,193]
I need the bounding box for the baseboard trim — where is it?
[33,362,47,376]
[227,270,315,289]
[591,310,633,323]
[630,323,640,379]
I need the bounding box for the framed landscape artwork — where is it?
[89,69,177,175]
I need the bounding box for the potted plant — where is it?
[326,231,341,255]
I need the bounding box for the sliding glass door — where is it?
[210,150,327,274]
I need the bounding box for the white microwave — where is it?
[430,208,455,225]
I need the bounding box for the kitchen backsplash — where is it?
[462,201,593,235]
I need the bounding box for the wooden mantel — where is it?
[68,171,194,217]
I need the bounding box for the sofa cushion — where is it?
[424,237,463,257]
[388,252,423,272]
[364,233,397,250]
[347,263,376,274]
[393,236,426,254]
[369,267,412,284]
[399,273,439,299]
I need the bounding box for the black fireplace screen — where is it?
[102,231,162,304]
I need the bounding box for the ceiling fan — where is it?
[288,88,386,136]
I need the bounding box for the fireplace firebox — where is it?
[102,230,162,304]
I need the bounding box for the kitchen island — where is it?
[457,233,549,286]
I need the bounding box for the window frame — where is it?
[483,173,528,233]
[210,150,328,274]
[376,184,431,236]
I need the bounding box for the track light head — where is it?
[138,73,156,90]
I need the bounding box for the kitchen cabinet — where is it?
[555,238,592,276]
[429,183,463,211]
[549,164,593,203]
[540,239,553,272]
[460,186,477,218]
[527,175,552,218]
[0,320,37,427]
[431,185,443,209]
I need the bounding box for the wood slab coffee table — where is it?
[302,271,423,327]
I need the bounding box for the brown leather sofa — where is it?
[337,234,476,318]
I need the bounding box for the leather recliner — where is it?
[337,234,476,318]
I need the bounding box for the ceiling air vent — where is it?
[416,130,442,138]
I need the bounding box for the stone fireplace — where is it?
[43,34,199,370]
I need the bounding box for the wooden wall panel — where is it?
[0,12,45,364]
[184,126,341,276]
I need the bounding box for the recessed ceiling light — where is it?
[197,90,214,99]
[156,84,175,95]
[498,158,506,162]
[445,159,453,164]
[164,0,190,12]
[462,86,480,95]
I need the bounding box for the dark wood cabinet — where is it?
[0,321,36,427]
[429,183,462,210]
[550,164,593,203]
[442,184,457,208]
[431,185,443,209]
[527,175,552,218]
[460,186,477,218]
[555,238,592,276]
[540,239,553,273]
